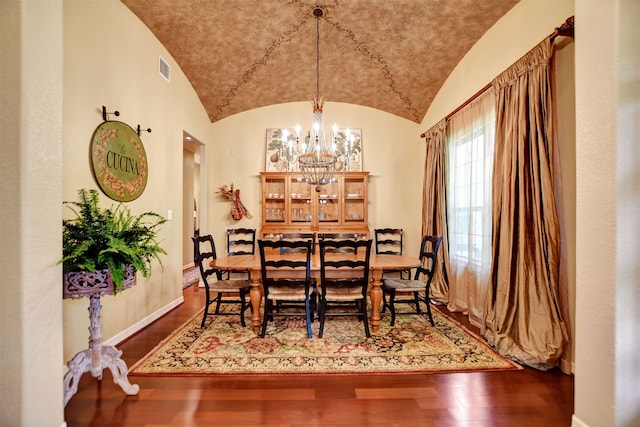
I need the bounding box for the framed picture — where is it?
[333,128,362,172]
[265,128,299,172]
[265,127,363,172]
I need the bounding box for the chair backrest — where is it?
[318,233,359,254]
[191,234,223,283]
[279,232,316,254]
[413,235,443,283]
[227,228,256,256]
[319,239,372,296]
[258,239,313,296]
[374,228,403,255]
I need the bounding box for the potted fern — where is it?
[60,188,167,298]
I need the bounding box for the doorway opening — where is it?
[183,131,205,289]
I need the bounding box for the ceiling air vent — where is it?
[158,55,170,82]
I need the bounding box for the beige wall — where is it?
[422,0,575,130]
[554,40,577,374]
[183,148,195,266]
[206,102,424,257]
[62,0,214,361]
[575,0,640,426]
[574,2,614,424]
[0,1,65,425]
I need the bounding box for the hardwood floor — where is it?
[64,284,574,427]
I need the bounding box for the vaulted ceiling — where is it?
[122,0,520,123]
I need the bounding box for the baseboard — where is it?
[104,295,185,347]
[560,357,574,375]
[571,414,589,427]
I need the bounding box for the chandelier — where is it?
[298,6,337,192]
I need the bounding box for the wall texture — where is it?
[1,1,64,425]
[62,0,214,361]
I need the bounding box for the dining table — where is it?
[211,252,422,334]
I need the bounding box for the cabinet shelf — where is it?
[260,172,369,238]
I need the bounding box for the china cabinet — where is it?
[260,172,369,239]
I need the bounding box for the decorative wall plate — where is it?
[90,121,148,201]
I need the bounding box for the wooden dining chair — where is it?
[381,235,442,326]
[374,228,410,279]
[191,235,251,327]
[258,238,314,339]
[318,233,359,254]
[318,239,373,338]
[226,228,256,279]
[227,228,256,256]
[279,232,316,254]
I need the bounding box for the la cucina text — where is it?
[106,151,140,176]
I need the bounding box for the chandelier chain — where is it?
[316,11,320,101]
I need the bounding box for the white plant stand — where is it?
[62,268,139,406]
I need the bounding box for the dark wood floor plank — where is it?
[64,283,574,427]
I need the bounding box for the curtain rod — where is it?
[420,16,575,139]
[550,16,575,42]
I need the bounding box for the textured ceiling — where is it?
[122,0,520,123]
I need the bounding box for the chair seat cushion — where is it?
[382,278,425,292]
[210,279,251,293]
[265,286,308,301]
[324,286,364,302]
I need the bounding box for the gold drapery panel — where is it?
[421,119,450,303]
[483,39,568,370]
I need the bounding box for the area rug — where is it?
[182,266,200,289]
[130,305,521,376]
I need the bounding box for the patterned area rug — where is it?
[182,266,200,289]
[130,306,521,375]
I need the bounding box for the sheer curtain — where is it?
[445,90,496,328]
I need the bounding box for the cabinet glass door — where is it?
[344,177,365,224]
[317,179,339,224]
[264,177,286,223]
[290,176,312,223]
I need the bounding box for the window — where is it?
[445,92,495,325]
[448,130,493,263]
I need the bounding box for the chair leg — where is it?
[201,286,212,328]
[310,287,317,322]
[318,298,326,338]
[239,291,247,327]
[388,289,397,326]
[413,291,422,314]
[260,299,271,338]
[425,300,434,326]
[215,292,223,314]
[360,299,370,338]
[201,306,209,328]
[425,285,434,326]
[305,299,313,339]
[381,291,388,313]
